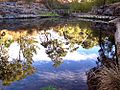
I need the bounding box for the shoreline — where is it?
[0,2,119,20]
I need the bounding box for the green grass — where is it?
[40,12,60,17]
[42,86,57,90]
[69,2,94,13]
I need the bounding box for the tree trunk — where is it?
[115,22,120,65]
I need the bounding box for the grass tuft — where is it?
[42,86,57,90]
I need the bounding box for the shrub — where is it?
[69,1,94,13]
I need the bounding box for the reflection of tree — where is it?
[0,32,38,85]
[0,43,35,86]
[55,23,99,49]
[39,31,67,67]
[17,35,39,65]
[0,31,14,48]
[97,29,117,67]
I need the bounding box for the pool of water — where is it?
[0,18,116,90]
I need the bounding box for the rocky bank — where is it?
[0,2,50,19]
[92,2,120,16]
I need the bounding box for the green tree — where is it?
[69,1,94,12]
[93,0,120,6]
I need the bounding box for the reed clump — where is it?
[87,64,120,90]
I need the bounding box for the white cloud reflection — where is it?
[8,42,99,62]
[37,70,87,83]
[7,30,100,62]
[63,51,97,61]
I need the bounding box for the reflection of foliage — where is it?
[55,23,99,49]
[88,30,119,90]
[101,37,115,59]
[0,32,14,48]
[0,32,38,85]
[0,44,35,86]
[17,36,39,65]
[42,86,57,90]
[39,31,67,67]
[45,39,67,61]
[52,60,63,68]
[96,30,117,67]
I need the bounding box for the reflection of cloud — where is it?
[33,45,98,61]
[8,42,20,61]
[33,50,98,61]
[33,45,51,61]
[1,69,88,90]
[8,42,98,62]
[63,51,97,61]
[8,42,26,61]
[37,70,87,82]
[8,37,98,62]
[7,29,99,62]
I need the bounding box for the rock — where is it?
[103,8,114,16]
[0,15,3,19]
[92,2,120,16]
[114,6,120,16]
[4,15,15,19]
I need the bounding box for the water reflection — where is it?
[39,30,67,67]
[0,31,37,85]
[94,23,117,67]
[0,19,117,90]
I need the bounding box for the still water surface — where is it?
[0,18,116,90]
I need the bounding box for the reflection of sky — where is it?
[7,29,100,62]
[4,40,99,90]
[4,42,98,90]
[8,42,100,62]
[0,19,116,90]
[63,46,100,61]
[4,29,100,90]
[1,60,96,90]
